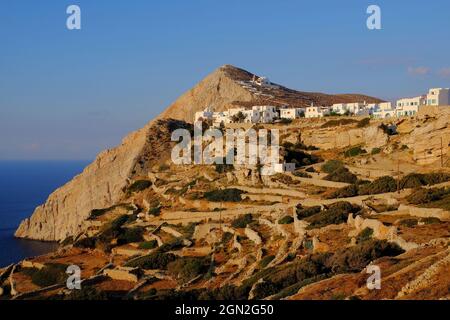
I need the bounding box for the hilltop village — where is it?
[194,77,449,126]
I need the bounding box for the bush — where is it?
[284,150,322,167]
[221,232,233,244]
[357,118,370,128]
[305,202,362,229]
[327,184,359,199]
[74,237,97,249]
[324,166,357,184]
[231,213,253,228]
[399,173,450,189]
[138,240,158,250]
[126,180,152,194]
[157,238,185,253]
[296,205,322,219]
[344,146,367,157]
[321,160,344,174]
[167,256,210,282]
[321,119,357,128]
[356,227,373,243]
[29,263,68,287]
[117,227,145,245]
[204,188,244,202]
[305,167,316,173]
[398,219,418,227]
[125,252,177,270]
[259,255,275,269]
[358,176,397,195]
[293,170,312,178]
[406,188,450,205]
[278,216,294,224]
[420,217,441,225]
[328,240,404,273]
[371,148,381,155]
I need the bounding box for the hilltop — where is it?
[159,65,382,122]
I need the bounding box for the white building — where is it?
[212,111,231,127]
[252,105,278,123]
[331,103,348,115]
[426,88,450,106]
[280,108,304,119]
[346,102,366,115]
[194,107,214,123]
[273,162,296,173]
[371,102,395,118]
[242,109,261,123]
[396,95,426,117]
[305,105,329,118]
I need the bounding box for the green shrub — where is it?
[125,252,177,270]
[321,160,344,174]
[65,286,108,300]
[284,150,322,167]
[126,180,152,194]
[324,166,357,184]
[399,173,450,189]
[231,213,253,228]
[305,167,316,173]
[398,218,418,227]
[371,147,381,155]
[420,217,441,225]
[138,240,158,250]
[117,227,144,245]
[204,188,244,202]
[167,256,210,282]
[305,202,361,229]
[293,170,312,178]
[344,146,367,157]
[328,240,404,273]
[327,184,359,199]
[356,227,373,243]
[74,237,96,249]
[221,232,233,244]
[157,238,185,253]
[148,206,162,216]
[357,118,370,128]
[296,205,322,219]
[278,216,294,224]
[30,263,69,287]
[358,176,397,195]
[406,188,450,205]
[259,255,275,269]
[321,119,357,128]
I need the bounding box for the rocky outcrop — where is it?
[15,119,191,241]
[301,125,389,150]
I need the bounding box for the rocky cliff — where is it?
[15,119,191,241]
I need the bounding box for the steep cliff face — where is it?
[158,65,383,122]
[15,119,191,241]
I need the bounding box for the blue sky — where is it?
[1,0,449,160]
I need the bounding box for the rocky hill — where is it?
[15,65,382,242]
[158,65,383,122]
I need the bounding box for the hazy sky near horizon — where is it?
[1,0,449,160]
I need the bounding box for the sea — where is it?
[0,160,89,268]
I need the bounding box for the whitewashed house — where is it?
[242,109,261,123]
[273,162,296,173]
[280,108,304,119]
[331,103,348,115]
[194,107,214,123]
[426,88,450,106]
[252,106,278,123]
[305,105,329,118]
[372,102,396,118]
[396,96,426,117]
[346,102,366,115]
[212,111,231,127]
